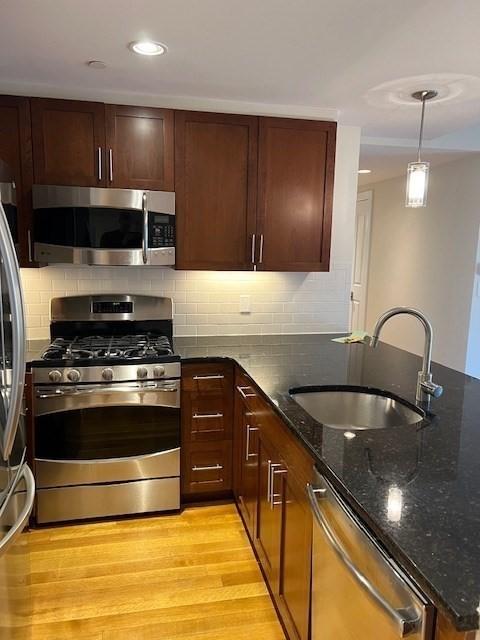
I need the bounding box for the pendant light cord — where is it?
[417,90,428,162]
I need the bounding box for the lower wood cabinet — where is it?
[255,429,284,592]
[233,366,314,640]
[181,361,233,500]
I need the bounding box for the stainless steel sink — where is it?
[289,387,425,430]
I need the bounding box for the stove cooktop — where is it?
[36,333,177,367]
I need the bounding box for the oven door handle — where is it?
[37,383,179,399]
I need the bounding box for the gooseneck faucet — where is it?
[370,307,443,404]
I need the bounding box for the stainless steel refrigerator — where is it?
[0,165,35,638]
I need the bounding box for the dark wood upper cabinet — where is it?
[0,95,34,267]
[31,98,106,187]
[175,111,258,270]
[257,117,336,271]
[105,105,174,191]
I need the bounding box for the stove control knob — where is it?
[48,370,62,383]
[137,367,149,379]
[67,369,81,383]
[102,367,114,382]
[153,365,165,378]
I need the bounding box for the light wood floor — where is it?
[20,504,286,639]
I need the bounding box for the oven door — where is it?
[32,185,175,266]
[34,380,180,488]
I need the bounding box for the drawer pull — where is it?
[237,385,256,399]
[245,424,258,461]
[192,464,223,472]
[193,374,225,380]
[192,412,223,420]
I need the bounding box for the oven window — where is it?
[35,406,179,460]
[34,207,143,249]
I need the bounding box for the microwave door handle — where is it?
[0,465,35,554]
[142,192,148,264]
[306,484,420,638]
[0,202,26,461]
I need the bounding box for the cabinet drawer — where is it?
[235,369,259,412]
[182,441,232,496]
[182,362,233,442]
[182,362,233,393]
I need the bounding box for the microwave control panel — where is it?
[150,213,175,248]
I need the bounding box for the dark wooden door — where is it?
[257,117,336,271]
[237,399,259,539]
[31,98,106,186]
[105,105,174,191]
[255,431,285,590]
[278,475,312,640]
[175,111,258,270]
[0,95,34,267]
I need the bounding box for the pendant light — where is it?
[405,90,438,208]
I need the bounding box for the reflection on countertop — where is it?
[176,333,480,632]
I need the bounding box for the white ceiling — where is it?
[1,0,480,147]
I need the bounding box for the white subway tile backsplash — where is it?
[20,265,352,340]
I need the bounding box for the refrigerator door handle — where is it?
[0,201,26,460]
[307,483,421,638]
[0,465,34,556]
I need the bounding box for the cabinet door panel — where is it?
[0,95,34,267]
[175,111,258,270]
[105,105,174,191]
[31,98,106,186]
[256,433,284,590]
[257,117,336,271]
[279,477,312,640]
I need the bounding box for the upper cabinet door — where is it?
[175,111,258,271]
[31,98,106,187]
[0,95,34,267]
[257,117,336,272]
[105,105,174,191]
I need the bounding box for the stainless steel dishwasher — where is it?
[307,471,434,639]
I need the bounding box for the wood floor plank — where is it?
[20,505,286,639]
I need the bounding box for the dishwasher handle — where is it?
[307,483,421,638]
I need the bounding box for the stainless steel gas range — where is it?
[30,294,181,524]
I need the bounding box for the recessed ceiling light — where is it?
[86,60,107,69]
[344,431,356,440]
[129,40,167,56]
[358,169,372,174]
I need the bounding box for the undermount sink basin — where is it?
[289,386,425,430]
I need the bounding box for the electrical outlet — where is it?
[240,295,251,313]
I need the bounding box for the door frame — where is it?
[350,190,373,331]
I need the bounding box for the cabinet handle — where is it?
[245,424,258,461]
[258,234,264,264]
[193,374,224,381]
[251,234,256,265]
[192,412,223,420]
[97,147,102,181]
[27,229,33,263]
[237,385,256,399]
[269,463,282,505]
[142,191,148,265]
[108,148,113,182]
[271,467,287,508]
[192,464,223,472]
[267,460,272,502]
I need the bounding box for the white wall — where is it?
[21,125,360,341]
[363,154,480,374]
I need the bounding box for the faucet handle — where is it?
[420,379,443,399]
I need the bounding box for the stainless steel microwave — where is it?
[32,185,175,266]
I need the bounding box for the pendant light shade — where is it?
[406,161,430,207]
[405,90,437,209]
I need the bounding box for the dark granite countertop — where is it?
[26,333,480,630]
[175,334,480,632]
